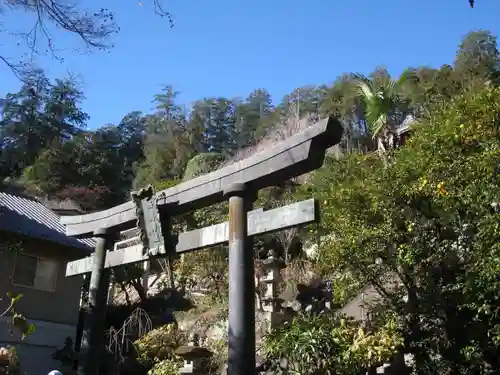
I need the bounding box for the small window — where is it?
[12,254,37,287]
[13,254,59,292]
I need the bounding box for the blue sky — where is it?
[1,0,500,129]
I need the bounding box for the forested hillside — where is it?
[1,30,497,209]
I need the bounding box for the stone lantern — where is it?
[261,252,286,330]
[174,333,212,375]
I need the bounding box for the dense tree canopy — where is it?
[1,30,497,209]
[298,84,500,373]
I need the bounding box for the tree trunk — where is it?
[166,254,175,288]
[377,136,389,168]
[377,125,397,168]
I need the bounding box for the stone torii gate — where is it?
[61,117,343,375]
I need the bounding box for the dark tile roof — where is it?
[396,114,415,135]
[0,192,94,251]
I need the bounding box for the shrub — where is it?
[134,324,185,369]
[262,313,402,374]
[299,85,500,373]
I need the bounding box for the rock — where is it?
[205,319,228,341]
[283,300,301,312]
[279,358,289,370]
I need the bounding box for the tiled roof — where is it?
[396,114,415,135]
[0,192,94,251]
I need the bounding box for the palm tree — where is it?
[351,73,403,156]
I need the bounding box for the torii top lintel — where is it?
[60,117,343,237]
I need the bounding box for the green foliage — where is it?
[0,70,88,180]
[182,153,226,181]
[176,246,229,304]
[133,89,198,189]
[454,30,500,86]
[302,85,500,373]
[133,324,227,375]
[235,88,275,146]
[262,314,402,374]
[153,178,182,192]
[205,338,228,374]
[4,30,497,202]
[11,311,36,340]
[147,359,182,375]
[18,112,146,209]
[134,324,184,369]
[154,153,230,302]
[0,242,35,340]
[400,65,461,116]
[352,70,404,139]
[2,291,36,340]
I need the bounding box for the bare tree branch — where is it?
[0,55,25,80]
[0,0,173,78]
